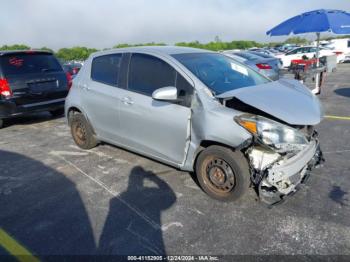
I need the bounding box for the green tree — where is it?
[0,44,31,50]
[39,47,54,53]
[175,39,263,51]
[113,42,166,49]
[56,47,98,61]
[284,37,309,45]
[214,36,222,43]
[322,35,350,41]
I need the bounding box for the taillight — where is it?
[0,78,13,98]
[72,67,80,75]
[66,72,72,90]
[333,51,343,56]
[256,63,272,69]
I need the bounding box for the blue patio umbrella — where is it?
[266,9,350,36]
[266,9,350,92]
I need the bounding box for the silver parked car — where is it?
[223,51,281,81]
[65,46,324,205]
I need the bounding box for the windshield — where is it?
[0,53,62,76]
[172,53,270,95]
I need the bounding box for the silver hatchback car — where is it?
[65,46,324,205]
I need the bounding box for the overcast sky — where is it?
[1,0,349,50]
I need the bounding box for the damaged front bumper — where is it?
[247,134,324,206]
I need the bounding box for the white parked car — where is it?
[276,46,335,68]
[318,38,350,63]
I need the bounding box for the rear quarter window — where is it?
[91,54,122,86]
[0,53,62,76]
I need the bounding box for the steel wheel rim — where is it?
[203,157,236,194]
[73,122,86,145]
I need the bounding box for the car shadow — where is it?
[2,112,64,129]
[98,166,176,255]
[0,150,95,255]
[334,88,350,98]
[0,149,95,256]
[0,150,176,258]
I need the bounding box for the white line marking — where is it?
[68,144,130,164]
[50,152,161,230]
[161,222,183,231]
[188,208,205,215]
[50,150,89,157]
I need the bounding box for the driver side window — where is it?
[176,73,193,108]
[128,53,193,107]
[128,53,176,96]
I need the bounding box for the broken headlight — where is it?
[235,114,308,152]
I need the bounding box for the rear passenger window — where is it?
[128,53,176,96]
[91,54,122,86]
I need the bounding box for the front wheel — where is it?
[195,145,250,202]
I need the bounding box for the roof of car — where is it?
[0,50,53,56]
[94,46,213,57]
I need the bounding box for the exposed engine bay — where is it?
[224,97,325,205]
[246,132,324,205]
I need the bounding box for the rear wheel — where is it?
[50,108,64,117]
[0,119,4,129]
[195,145,250,202]
[70,113,98,149]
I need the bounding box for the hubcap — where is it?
[205,158,235,193]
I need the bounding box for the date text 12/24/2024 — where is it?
[127,256,219,261]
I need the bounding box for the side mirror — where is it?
[152,86,178,101]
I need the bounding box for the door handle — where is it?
[121,97,134,105]
[82,84,91,91]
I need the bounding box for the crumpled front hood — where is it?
[216,79,323,125]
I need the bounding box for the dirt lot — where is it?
[1,64,350,258]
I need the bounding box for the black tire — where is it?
[50,108,65,117]
[0,119,3,129]
[70,113,98,149]
[195,145,250,202]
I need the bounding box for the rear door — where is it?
[0,52,68,105]
[79,53,124,141]
[117,53,193,165]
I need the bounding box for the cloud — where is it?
[1,0,349,49]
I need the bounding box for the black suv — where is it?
[0,50,71,128]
